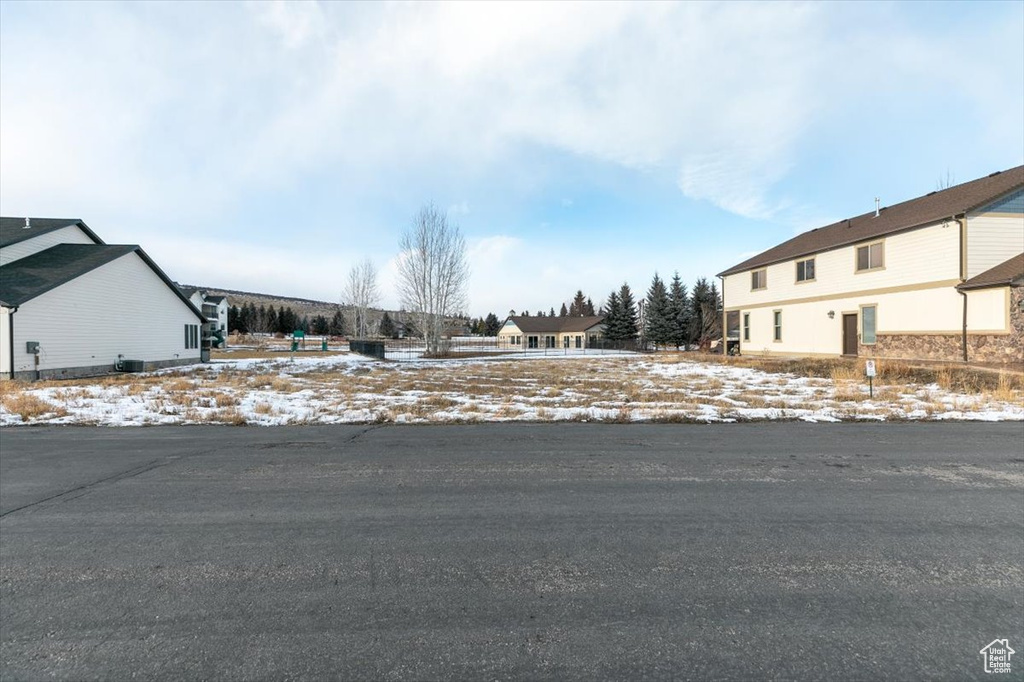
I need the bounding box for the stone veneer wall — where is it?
[862,286,1023,365]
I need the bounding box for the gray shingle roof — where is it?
[0,217,103,248]
[0,244,136,306]
[0,244,205,322]
[506,315,605,333]
[718,166,1024,277]
[958,253,1024,291]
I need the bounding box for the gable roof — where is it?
[506,315,605,333]
[0,217,104,248]
[719,165,1024,277]
[0,244,205,321]
[958,253,1024,291]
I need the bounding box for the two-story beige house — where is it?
[718,166,1024,364]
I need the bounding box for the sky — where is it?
[1,1,1022,317]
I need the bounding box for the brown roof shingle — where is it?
[505,315,604,333]
[958,253,1024,290]
[718,166,1024,277]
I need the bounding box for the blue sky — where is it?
[2,1,1022,317]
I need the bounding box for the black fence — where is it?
[348,337,650,362]
[348,340,386,359]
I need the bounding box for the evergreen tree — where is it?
[329,310,347,336]
[617,282,639,341]
[584,297,596,316]
[264,305,276,334]
[689,278,722,349]
[559,303,568,317]
[602,290,623,339]
[228,305,240,333]
[644,273,671,349]
[549,307,556,317]
[379,311,396,339]
[569,290,587,316]
[667,272,690,350]
[311,315,329,335]
[484,312,500,336]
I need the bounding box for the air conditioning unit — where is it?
[119,360,145,373]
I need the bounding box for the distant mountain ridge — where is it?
[177,283,342,320]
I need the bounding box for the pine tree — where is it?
[264,305,277,335]
[584,297,596,316]
[329,310,347,336]
[569,290,587,316]
[311,315,329,335]
[379,311,396,339]
[667,272,690,350]
[644,273,671,349]
[603,290,623,340]
[549,307,556,317]
[689,278,718,349]
[617,283,638,341]
[484,312,500,336]
[559,303,568,317]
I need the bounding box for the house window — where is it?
[563,336,570,348]
[184,324,199,349]
[773,311,782,342]
[751,269,767,290]
[796,258,815,282]
[575,335,582,349]
[546,336,556,348]
[856,242,884,271]
[742,313,750,342]
[861,305,877,344]
[528,336,538,349]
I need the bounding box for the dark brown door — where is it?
[842,313,858,356]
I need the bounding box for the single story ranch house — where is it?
[497,315,605,349]
[718,166,1023,364]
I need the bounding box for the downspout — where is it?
[7,306,17,380]
[719,275,727,356]
[955,214,968,362]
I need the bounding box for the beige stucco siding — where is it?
[10,252,202,375]
[0,225,97,266]
[724,220,960,310]
[965,213,1024,278]
[965,287,1010,333]
[737,286,966,356]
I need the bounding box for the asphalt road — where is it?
[1,423,1022,681]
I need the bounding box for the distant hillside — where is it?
[178,284,343,319]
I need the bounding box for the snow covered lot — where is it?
[1,352,1021,426]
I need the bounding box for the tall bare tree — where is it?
[342,258,380,338]
[396,203,470,355]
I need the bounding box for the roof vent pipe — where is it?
[24,218,31,229]
[874,198,880,217]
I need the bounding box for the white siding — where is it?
[10,253,202,375]
[0,308,9,376]
[724,220,961,311]
[0,225,97,266]
[965,213,1024,278]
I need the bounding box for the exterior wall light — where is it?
[827,310,835,319]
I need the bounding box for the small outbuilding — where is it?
[1,217,206,380]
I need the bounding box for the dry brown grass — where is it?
[0,391,68,420]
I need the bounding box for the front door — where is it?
[842,313,858,356]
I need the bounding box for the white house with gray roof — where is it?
[0,217,206,380]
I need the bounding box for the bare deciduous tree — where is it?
[396,203,470,355]
[342,258,380,338]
